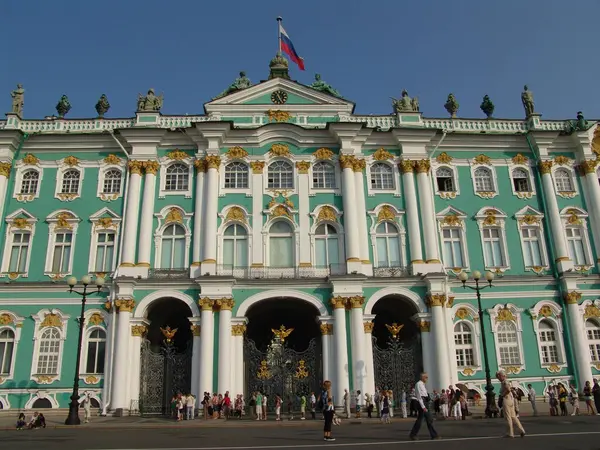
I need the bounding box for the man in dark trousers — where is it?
[409,373,440,441]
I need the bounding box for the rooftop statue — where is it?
[310,74,342,98]
[10,84,24,116]
[480,95,495,118]
[137,88,163,112]
[95,94,110,118]
[213,71,253,99]
[565,111,592,133]
[392,90,418,113]
[444,93,459,118]
[56,95,71,118]
[521,85,535,117]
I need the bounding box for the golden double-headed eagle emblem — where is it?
[271,325,294,343]
[160,326,178,343]
[385,322,404,338]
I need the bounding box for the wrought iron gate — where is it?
[373,334,421,394]
[139,340,192,416]
[244,335,320,409]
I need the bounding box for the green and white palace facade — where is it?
[1,59,600,414]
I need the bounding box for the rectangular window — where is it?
[9,232,30,273]
[94,232,115,272]
[521,227,543,267]
[541,344,559,364]
[442,228,464,268]
[566,227,587,265]
[51,232,73,273]
[0,340,14,375]
[270,237,293,267]
[37,341,60,374]
[482,228,505,267]
[589,344,600,362]
[456,349,474,367]
[499,346,521,365]
[86,340,106,374]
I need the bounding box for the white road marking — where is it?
[90,430,600,450]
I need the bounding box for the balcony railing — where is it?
[148,268,189,279]
[215,265,347,279]
[372,265,409,277]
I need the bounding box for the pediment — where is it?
[205,78,354,117]
[6,208,36,221]
[515,206,543,217]
[436,206,467,218]
[90,207,121,221]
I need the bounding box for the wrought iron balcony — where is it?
[215,265,347,279]
[373,264,408,277]
[147,268,189,279]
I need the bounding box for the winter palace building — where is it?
[1,56,600,414]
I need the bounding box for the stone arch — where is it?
[25,392,58,409]
[0,394,10,410]
[235,290,328,318]
[134,290,200,319]
[364,287,427,315]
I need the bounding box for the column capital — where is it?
[579,159,598,175]
[214,298,235,311]
[398,159,415,174]
[564,291,582,305]
[320,323,333,335]
[414,159,430,173]
[205,155,221,170]
[194,158,207,173]
[426,293,454,308]
[250,161,265,174]
[128,160,144,175]
[0,162,12,178]
[330,296,347,309]
[417,320,431,332]
[231,324,246,336]
[142,160,160,175]
[295,161,311,174]
[131,324,147,337]
[363,321,374,333]
[348,296,365,309]
[339,155,356,170]
[115,298,135,313]
[352,158,366,172]
[198,297,214,311]
[538,160,553,174]
[190,324,201,336]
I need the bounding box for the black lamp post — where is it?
[458,269,498,418]
[64,275,104,425]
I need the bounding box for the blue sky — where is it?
[2,0,599,120]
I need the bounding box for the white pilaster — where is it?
[250,162,264,267]
[340,157,361,272]
[566,293,593,389]
[136,163,158,267]
[429,300,451,390]
[349,298,367,396]
[399,162,425,272]
[120,162,143,267]
[0,163,10,225]
[415,161,442,272]
[319,318,334,383]
[217,299,234,395]
[445,306,459,386]
[298,163,311,265]
[413,313,434,388]
[231,318,247,397]
[191,162,205,278]
[539,162,573,273]
[363,314,376,395]
[198,298,215,395]
[189,318,202,400]
[110,298,135,411]
[354,163,371,274]
[581,164,600,264]
[202,155,221,274]
[128,318,148,410]
[331,298,349,407]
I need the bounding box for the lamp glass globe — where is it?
[485,271,495,282]
[81,275,91,286]
[95,276,105,287]
[472,270,481,280]
[66,276,77,288]
[458,271,468,282]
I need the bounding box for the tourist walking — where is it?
[592,379,600,415]
[439,389,448,418]
[262,393,268,420]
[409,373,439,441]
[82,393,92,423]
[527,384,537,416]
[497,370,525,438]
[323,397,336,441]
[343,389,350,418]
[275,394,282,421]
[310,392,316,419]
[255,392,263,420]
[381,391,391,424]
[583,381,596,415]
[569,383,580,416]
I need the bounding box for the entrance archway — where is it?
[244,298,322,409]
[372,295,423,395]
[139,298,193,416]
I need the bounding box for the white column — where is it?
[339,157,360,269]
[415,161,440,264]
[189,319,201,400]
[136,162,158,266]
[297,162,311,266]
[100,314,114,415]
[414,314,434,388]
[231,319,247,397]
[331,298,350,408]
[198,298,215,395]
[353,162,371,268]
[121,161,144,266]
[250,162,264,267]
[400,162,424,264]
[202,156,221,274]
[0,162,11,224]
[581,162,600,259]
[110,298,134,411]
[319,320,333,383]
[127,323,145,411]
[539,162,572,271]
[217,299,234,395]
[565,293,593,389]
[191,161,206,272]
[363,315,375,395]
[429,298,451,390]
[349,298,367,396]
[445,305,459,386]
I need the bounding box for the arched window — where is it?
[102,169,122,194]
[375,222,401,267]
[160,224,186,269]
[554,168,574,192]
[267,161,294,189]
[8,231,30,273]
[538,320,559,364]
[454,323,475,368]
[586,319,600,363]
[20,170,39,195]
[370,163,394,190]
[36,328,62,375]
[224,162,249,189]
[85,329,106,374]
[165,163,189,191]
[512,168,531,192]
[436,167,455,192]
[0,329,15,375]
[312,162,336,189]
[269,221,294,267]
[497,321,521,365]
[474,167,494,192]
[61,169,80,194]
[315,224,339,267]
[223,224,248,268]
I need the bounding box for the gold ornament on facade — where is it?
[0,314,13,325]
[554,155,571,166]
[225,206,247,224]
[96,217,115,230]
[519,214,541,226]
[143,160,160,175]
[348,296,365,309]
[373,148,394,161]
[482,210,497,226]
[272,325,294,343]
[477,191,496,199]
[12,218,31,229]
[215,298,235,311]
[226,146,249,160]
[566,209,582,225]
[363,322,374,333]
[314,147,334,160]
[564,291,582,305]
[592,126,600,155]
[584,304,600,320]
[160,326,178,343]
[194,159,207,173]
[398,160,415,173]
[414,159,430,173]
[272,205,291,218]
[84,375,100,384]
[496,307,516,322]
[296,161,311,174]
[455,308,471,320]
[320,323,333,335]
[231,324,246,336]
[8,272,20,281]
[128,160,144,175]
[165,207,184,224]
[266,109,292,122]
[339,155,356,170]
[88,313,104,326]
[579,159,598,175]
[103,300,112,312]
[427,294,444,308]
[353,158,366,172]
[546,364,561,374]
[511,154,528,165]
[115,298,135,312]
[377,205,396,223]
[473,154,492,165]
[57,193,78,201]
[250,161,265,174]
[538,160,553,174]
[294,360,309,379]
[436,152,453,164]
[330,296,347,309]
[103,154,121,165]
[317,206,337,223]
[63,156,79,167]
[462,368,475,376]
[439,191,457,199]
[167,150,189,160]
[417,320,431,332]
[41,313,62,329]
[205,155,222,170]
[257,360,272,380]
[386,323,404,338]
[504,366,522,375]
[0,162,11,178]
[269,143,291,158]
[442,215,462,226]
[22,154,40,166]
[198,298,214,310]
[516,191,534,200]
[56,212,75,229]
[34,375,56,384]
[539,305,553,318]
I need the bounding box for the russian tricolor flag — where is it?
[279,24,305,71]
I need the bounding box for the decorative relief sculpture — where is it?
[95,94,110,118]
[554,155,571,166]
[41,313,62,328]
[56,95,71,118]
[372,148,394,161]
[10,84,24,116]
[88,313,104,326]
[444,93,459,118]
[103,154,121,165]
[511,154,528,165]
[310,74,342,98]
[266,110,291,122]
[495,306,516,322]
[269,144,291,158]
[317,206,337,223]
[377,205,395,222]
[167,150,189,160]
[521,85,535,117]
[473,154,492,165]
[165,208,183,224]
[436,152,453,164]
[205,155,221,169]
[313,147,334,160]
[226,146,249,160]
[137,88,163,112]
[63,155,79,167]
[225,206,247,223]
[295,161,310,174]
[250,161,265,174]
[0,162,10,178]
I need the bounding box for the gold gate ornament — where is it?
[294,360,309,379]
[386,323,404,338]
[272,325,294,343]
[257,360,272,380]
[160,326,178,344]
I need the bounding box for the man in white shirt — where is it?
[409,373,440,440]
[527,384,537,417]
[186,393,195,420]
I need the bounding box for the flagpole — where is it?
[276,16,282,54]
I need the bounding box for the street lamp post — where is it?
[64,275,105,426]
[458,269,498,418]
